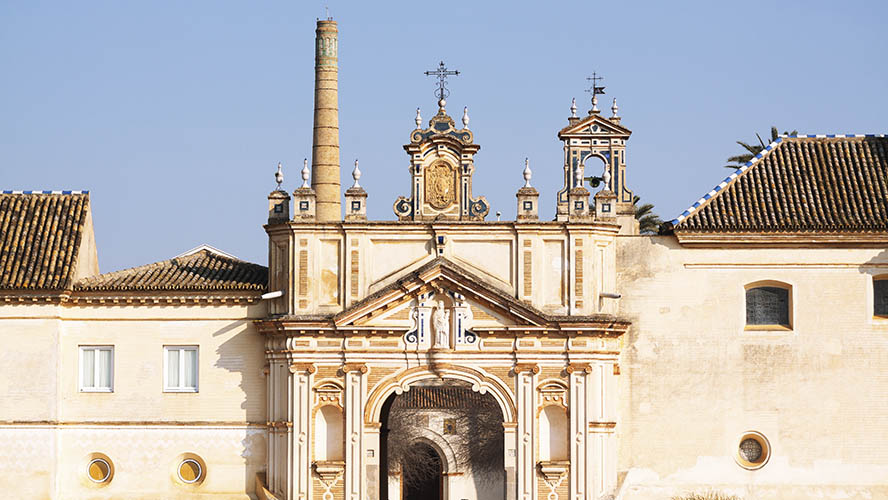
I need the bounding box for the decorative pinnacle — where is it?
[352,159,361,188]
[462,106,470,129]
[570,98,577,118]
[301,158,310,188]
[611,97,619,118]
[275,162,284,190]
[424,61,459,110]
[602,164,612,187]
[415,107,422,129]
[523,157,532,188]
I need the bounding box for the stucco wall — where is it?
[615,235,888,499]
[0,301,268,499]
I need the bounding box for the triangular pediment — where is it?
[558,113,631,138]
[333,257,548,329]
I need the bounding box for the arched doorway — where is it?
[379,381,505,500]
[403,442,442,500]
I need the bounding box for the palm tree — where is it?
[633,195,662,234]
[725,126,797,168]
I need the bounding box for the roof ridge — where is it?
[669,137,785,227]
[1,190,89,195]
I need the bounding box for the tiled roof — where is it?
[74,249,267,292]
[668,135,888,233]
[0,192,90,290]
[392,386,492,410]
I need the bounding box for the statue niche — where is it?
[393,103,489,221]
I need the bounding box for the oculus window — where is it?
[745,284,790,328]
[79,346,113,392]
[875,277,888,318]
[164,346,199,392]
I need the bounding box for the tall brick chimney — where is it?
[310,19,341,222]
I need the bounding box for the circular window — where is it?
[87,457,112,483]
[735,431,770,470]
[178,459,203,484]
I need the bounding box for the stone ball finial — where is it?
[352,159,361,188]
[523,157,532,188]
[590,94,600,114]
[301,158,310,188]
[611,97,619,118]
[275,161,284,189]
[570,97,577,118]
[415,107,422,129]
[438,98,446,112]
[462,106,470,129]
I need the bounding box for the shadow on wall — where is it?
[214,319,267,497]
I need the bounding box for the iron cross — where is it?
[425,61,460,100]
[585,72,606,102]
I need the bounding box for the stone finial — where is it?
[352,159,361,188]
[574,165,584,187]
[590,94,600,114]
[611,97,619,119]
[523,157,532,188]
[301,158,310,188]
[275,162,284,190]
[462,106,470,129]
[415,107,422,129]
[570,98,577,118]
[603,165,612,187]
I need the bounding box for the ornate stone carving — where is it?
[426,162,455,209]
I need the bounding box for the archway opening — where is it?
[403,442,442,500]
[379,381,505,500]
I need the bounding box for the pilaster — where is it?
[515,363,539,500]
[343,364,367,500]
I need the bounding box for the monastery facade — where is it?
[2,18,887,500]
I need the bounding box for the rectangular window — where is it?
[875,279,888,317]
[746,286,790,326]
[80,346,113,392]
[164,346,199,392]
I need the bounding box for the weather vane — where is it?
[585,72,606,110]
[424,61,460,103]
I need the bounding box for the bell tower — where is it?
[393,62,489,221]
[556,90,636,233]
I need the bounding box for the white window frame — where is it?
[163,345,199,393]
[79,346,114,393]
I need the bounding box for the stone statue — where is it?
[433,300,450,348]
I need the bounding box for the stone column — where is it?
[515,363,539,500]
[343,364,367,500]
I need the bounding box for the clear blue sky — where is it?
[2,1,886,273]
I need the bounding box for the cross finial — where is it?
[585,72,606,113]
[424,61,460,111]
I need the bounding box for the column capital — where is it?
[289,362,317,374]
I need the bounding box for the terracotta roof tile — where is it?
[392,386,491,410]
[0,192,89,290]
[74,249,267,292]
[670,136,888,233]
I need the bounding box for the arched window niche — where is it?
[874,275,888,319]
[745,281,792,330]
[314,405,344,462]
[538,405,569,462]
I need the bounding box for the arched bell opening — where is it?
[378,380,505,500]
